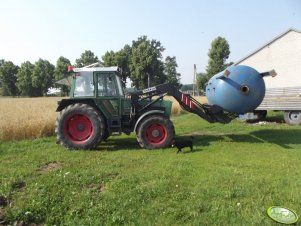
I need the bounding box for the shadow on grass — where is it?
[194,129,301,149]
[93,129,301,152]
[246,114,285,124]
[265,115,285,123]
[95,137,140,151]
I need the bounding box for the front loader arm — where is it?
[131,83,234,123]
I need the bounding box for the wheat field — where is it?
[0,96,207,141]
[0,97,61,141]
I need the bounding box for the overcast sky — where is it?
[1,0,300,84]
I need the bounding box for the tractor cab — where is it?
[69,66,124,98]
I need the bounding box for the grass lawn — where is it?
[1,113,301,225]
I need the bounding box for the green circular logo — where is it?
[267,206,298,224]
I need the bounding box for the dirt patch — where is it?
[38,162,62,173]
[11,181,26,191]
[107,173,119,180]
[86,183,106,192]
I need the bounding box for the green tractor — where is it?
[55,65,231,150]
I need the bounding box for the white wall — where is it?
[238,30,301,88]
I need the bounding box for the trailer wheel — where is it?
[284,111,301,125]
[55,103,105,149]
[136,115,175,149]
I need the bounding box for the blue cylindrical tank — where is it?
[205,65,265,114]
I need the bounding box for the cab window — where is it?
[74,72,94,97]
[97,73,118,96]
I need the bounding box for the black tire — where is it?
[136,115,175,149]
[284,111,301,125]
[55,103,105,149]
[102,129,111,141]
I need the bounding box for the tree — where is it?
[164,56,181,89]
[103,36,182,89]
[102,50,116,66]
[129,36,166,89]
[54,56,71,96]
[102,45,131,86]
[17,61,35,96]
[32,59,55,96]
[0,61,19,96]
[75,50,99,67]
[196,72,208,94]
[206,36,230,77]
[198,37,230,91]
[181,84,193,92]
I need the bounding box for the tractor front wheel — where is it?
[55,103,105,149]
[136,115,175,149]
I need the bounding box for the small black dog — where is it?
[172,136,193,153]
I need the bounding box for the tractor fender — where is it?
[56,99,98,112]
[134,110,165,132]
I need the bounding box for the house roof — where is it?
[235,28,301,65]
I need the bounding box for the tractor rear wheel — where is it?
[136,115,175,149]
[55,103,105,149]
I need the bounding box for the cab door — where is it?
[94,72,122,131]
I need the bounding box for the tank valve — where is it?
[240,85,250,95]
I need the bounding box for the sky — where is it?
[0,0,300,84]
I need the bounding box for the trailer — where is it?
[256,87,301,125]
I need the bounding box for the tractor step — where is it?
[108,117,122,135]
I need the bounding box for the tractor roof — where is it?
[73,66,119,73]
[55,66,120,86]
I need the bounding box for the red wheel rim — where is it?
[145,123,167,145]
[64,114,93,144]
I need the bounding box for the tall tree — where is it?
[0,61,19,96]
[129,36,166,89]
[102,50,116,66]
[102,45,131,86]
[75,50,99,67]
[206,36,230,77]
[198,37,230,91]
[164,56,181,89]
[17,61,35,96]
[32,59,55,96]
[54,56,71,96]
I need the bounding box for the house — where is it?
[235,28,301,88]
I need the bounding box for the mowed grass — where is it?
[1,113,301,225]
[0,96,206,141]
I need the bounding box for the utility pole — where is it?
[193,64,197,96]
[195,66,199,96]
